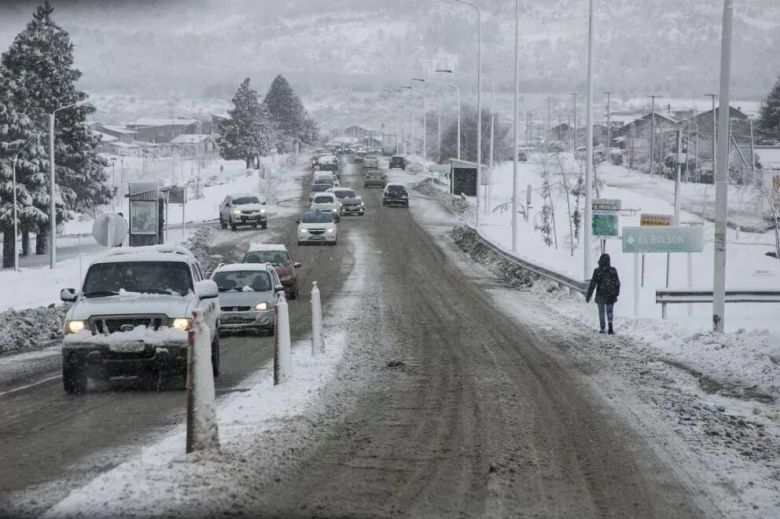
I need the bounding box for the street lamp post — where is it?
[583,0,595,279]
[452,0,482,228]
[713,0,734,332]
[110,157,117,213]
[433,71,462,160]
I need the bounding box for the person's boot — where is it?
[608,323,614,335]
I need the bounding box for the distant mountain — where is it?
[1,0,776,104]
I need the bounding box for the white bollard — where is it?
[274,292,292,385]
[311,281,324,355]
[186,304,219,453]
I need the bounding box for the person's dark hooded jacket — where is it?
[586,253,620,304]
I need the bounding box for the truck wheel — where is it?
[251,223,258,229]
[261,222,268,230]
[63,363,87,394]
[211,335,221,378]
[219,218,227,230]
[230,219,237,231]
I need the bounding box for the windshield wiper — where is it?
[82,290,120,298]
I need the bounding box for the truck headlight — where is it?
[326,228,335,234]
[260,208,267,214]
[255,302,268,311]
[233,209,241,215]
[66,320,86,334]
[171,318,191,331]
[298,228,308,234]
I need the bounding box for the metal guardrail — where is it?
[656,289,780,319]
[467,225,589,295]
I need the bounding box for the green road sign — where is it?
[592,214,619,237]
[622,226,704,253]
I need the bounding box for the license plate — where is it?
[222,315,247,323]
[109,340,146,353]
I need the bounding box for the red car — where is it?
[242,244,300,299]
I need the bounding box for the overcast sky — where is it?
[1,0,778,108]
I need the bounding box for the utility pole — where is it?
[604,91,612,149]
[647,94,657,176]
[706,93,717,179]
[570,93,578,152]
[584,0,595,279]
[713,0,734,333]
[547,97,552,139]
[512,0,520,253]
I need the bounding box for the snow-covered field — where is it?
[0,155,305,314]
[432,154,780,335]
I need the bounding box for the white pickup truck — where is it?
[59,245,220,393]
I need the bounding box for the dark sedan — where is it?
[382,184,409,208]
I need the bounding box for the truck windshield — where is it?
[82,261,193,297]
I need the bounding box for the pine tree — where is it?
[217,78,276,169]
[0,71,48,268]
[759,76,780,132]
[1,1,110,254]
[264,75,306,144]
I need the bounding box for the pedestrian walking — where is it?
[585,253,621,334]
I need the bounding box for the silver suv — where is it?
[211,262,283,335]
[219,193,268,230]
[59,245,220,393]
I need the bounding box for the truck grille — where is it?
[89,314,168,335]
[221,306,251,312]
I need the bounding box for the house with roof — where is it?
[94,123,136,144]
[169,134,216,156]
[125,117,199,143]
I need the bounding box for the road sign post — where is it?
[592,199,621,244]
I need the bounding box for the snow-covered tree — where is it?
[217,78,276,169]
[1,1,109,254]
[759,76,780,132]
[264,75,306,143]
[0,72,48,268]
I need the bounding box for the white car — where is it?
[297,210,338,246]
[310,193,341,222]
[211,262,283,335]
[59,245,220,393]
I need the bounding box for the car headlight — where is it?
[326,228,335,234]
[65,320,86,334]
[298,228,308,234]
[232,209,241,215]
[331,208,339,213]
[171,318,192,331]
[255,302,268,311]
[260,208,267,214]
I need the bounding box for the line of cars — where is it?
[58,239,303,393]
[57,152,404,393]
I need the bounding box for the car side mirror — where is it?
[60,288,78,302]
[274,285,285,293]
[295,219,300,224]
[194,280,219,299]
[293,262,301,268]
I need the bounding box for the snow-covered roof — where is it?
[111,142,140,149]
[96,244,195,265]
[213,262,274,273]
[170,134,212,144]
[93,131,118,143]
[99,124,136,135]
[247,243,288,252]
[230,193,264,200]
[130,118,198,128]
